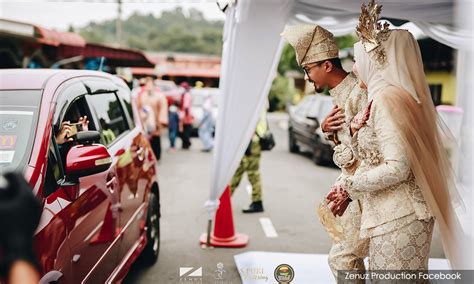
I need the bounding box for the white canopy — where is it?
[208,0,473,268]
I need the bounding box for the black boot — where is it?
[242,201,264,213]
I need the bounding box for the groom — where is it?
[282,25,369,279]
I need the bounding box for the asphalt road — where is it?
[124,112,444,284]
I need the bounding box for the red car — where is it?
[0,69,161,283]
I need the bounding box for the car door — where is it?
[291,96,310,141]
[85,81,150,272]
[53,82,121,284]
[304,96,323,143]
[293,97,319,146]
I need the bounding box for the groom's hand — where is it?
[321,105,345,133]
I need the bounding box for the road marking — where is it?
[246,185,252,196]
[259,217,278,238]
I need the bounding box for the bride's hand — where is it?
[350,103,371,135]
[327,185,351,216]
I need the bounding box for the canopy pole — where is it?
[206,219,212,247]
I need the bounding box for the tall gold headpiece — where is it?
[356,0,391,66]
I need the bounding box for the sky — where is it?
[0,0,425,38]
[0,0,225,31]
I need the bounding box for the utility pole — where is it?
[116,0,122,47]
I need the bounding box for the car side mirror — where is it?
[76,131,101,145]
[65,143,112,181]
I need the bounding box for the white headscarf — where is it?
[353,41,389,102]
[354,29,468,269]
[354,30,429,104]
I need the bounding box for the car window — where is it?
[306,98,321,118]
[0,90,41,172]
[318,99,334,121]
[117,87,136,129]
[295,96,313,117]
[43,139,63,197]
[87,92,130,146]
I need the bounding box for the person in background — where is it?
[168,101,180,152]
[198,92,215,152]
[99,118,116,146]
[0,172,41,284]
[179,81,193,149]
[230,108,267,213]
[139,77,168,161]
[195,81,204,88]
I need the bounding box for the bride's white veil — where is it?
[354,29,469,269]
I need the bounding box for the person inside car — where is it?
[55,115,89,145]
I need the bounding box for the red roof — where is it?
[145,52,221,78]
[35,27,86,47]
[84,43,155,68]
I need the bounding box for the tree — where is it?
[78,7,224,55]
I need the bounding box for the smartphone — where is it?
[66,122,83,138]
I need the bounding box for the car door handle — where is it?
[106,176,116,187]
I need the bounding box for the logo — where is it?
[215,262,226,280]
[240,267,268,282]
[179,267,202,283]
[2,119,19,131]
[274,264,295,283]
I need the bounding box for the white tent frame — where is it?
[207,0,474,269]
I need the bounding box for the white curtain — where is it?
[454,0,474,268]
[206,0,293,218]
[414,22,472,49]
[294,0,454,25]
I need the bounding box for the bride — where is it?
[328,0,464,270]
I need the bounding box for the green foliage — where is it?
[268,75,298,111]
[277,44,301,76]
[335,34,358,50]
[78,8,224,55]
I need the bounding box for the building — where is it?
[0,18,154,71]
[131,52,221,87]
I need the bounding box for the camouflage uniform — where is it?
[230,139,262,202]
[230,110,267,202]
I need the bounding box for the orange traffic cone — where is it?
[200,186,249,248]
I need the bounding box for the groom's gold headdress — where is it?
[356,0,391,66]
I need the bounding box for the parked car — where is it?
[190,87,219,136]
[154,79,181,105]
[0,69,161,283]
[288,94,335,165]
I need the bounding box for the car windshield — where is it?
[318,99,334,121]
[0,90,41,173]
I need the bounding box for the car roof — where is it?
[0,69,119,90]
